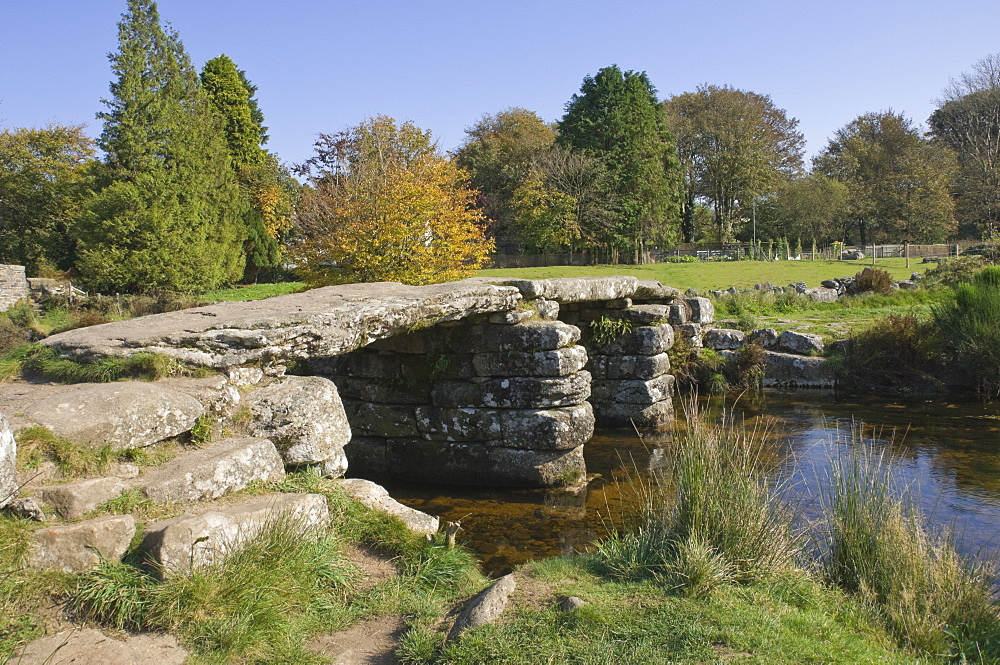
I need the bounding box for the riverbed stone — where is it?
[473,345,588,377]
[763,352,834,388]
[495,276,638,303]
[338,478,438,535]
[778,330,824,355]
[413,403,594,449]
[35,477,133,520]
[591,375,675,404]
[686,297,715,324]
[29,514,135,572]
[431,372,591,409]
[140,493,329,576]
[592,399,675,429]
[0,412,16,508]
[21,382,204,450]
[448,573,518,641]
[588,353,670,380]
[347,438,586,488]
[137,437,285,504]
[704,328,746,350]
[246,376,352,469]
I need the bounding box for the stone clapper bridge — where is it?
[42,275,828,489]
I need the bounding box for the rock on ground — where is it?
[778,330,825,356]
[35,477,133,520]
[338,478,439,535]
[140,493,329,576]
[21,382,204,449]
[246,376,352,472]
[448,573,518,641]
[704,328,746,351]
[28,514,135,572]
[9,628,187,665]
[0,412,16,508]
[136,437,285,504]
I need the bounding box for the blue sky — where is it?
[2,1,998,168]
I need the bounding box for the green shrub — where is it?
[835,313,943,394]
[933,265,1000,395]
[589,316,632,346]
[924,256,987,287]
[854,267,895,294]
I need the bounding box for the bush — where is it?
[834,313,943,394]
[854,267,894,294]
[933,265,1000,395]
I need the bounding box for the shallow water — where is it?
[374,391,1000,575]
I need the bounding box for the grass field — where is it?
[478,258,920,292]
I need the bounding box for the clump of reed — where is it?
[821,441,1000,658]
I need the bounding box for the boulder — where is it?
[789,282,808,294]
[748,328,779,349]
[29,514,135,572]
[21,382,204,450]
[472,345,588,377]
[841,249,865,260]
[704,328,746,350]
[686,297,715,324]
[897,280,919,290]
[35,477,133,520]
[338,478,438,535]
[805,287,839,302]
[413,403,594,450]
[246,376,352,473]
[10,628,187,665]
[137,437,285,504]
[431,372,591,409]
[778,330,824,355]
[633,280,683,301]
[0,412,16,508]
[821,279,840,289]
[763,352,834,388]
[448,573,518,641]
[140,493,329,576]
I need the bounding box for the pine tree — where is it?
[558,65,682,258]
[78,0,245,293]
[202,54,295,282]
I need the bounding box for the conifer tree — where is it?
[201,54,295,282]
[558,65,682,259]
[78,0,245,293]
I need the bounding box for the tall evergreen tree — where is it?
[201,54,294,281]
[78,0,245,293]
[558,65,682,258]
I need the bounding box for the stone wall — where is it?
[0,265,29,312]
[308,314,593,488]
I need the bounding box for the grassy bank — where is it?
[478,257,919,292]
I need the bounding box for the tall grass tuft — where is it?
[596,399,800,594]
[933,264,1000,395]
[822,443,1000,657]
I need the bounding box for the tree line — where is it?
[2,0,1000,292]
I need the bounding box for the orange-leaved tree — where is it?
[293,116,493,285]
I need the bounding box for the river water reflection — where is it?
[374,391,1000,575]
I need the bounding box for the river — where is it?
[375,391,1000,575]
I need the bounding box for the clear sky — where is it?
[2,0,999,168]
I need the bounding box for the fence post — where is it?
[905,242,909,270]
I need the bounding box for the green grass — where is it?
[418,558,915,664]
[478,257,920,292]
[202,282,306,302]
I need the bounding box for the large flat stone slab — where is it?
[42,280,522,368]
[136,437,285,503]
[9,628,187,665]
[35,477,133,519]
[140,492,329,576]
[491,276,639,303]
[20,382,204,450]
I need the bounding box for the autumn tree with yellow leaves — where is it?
[294,116,493,285]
